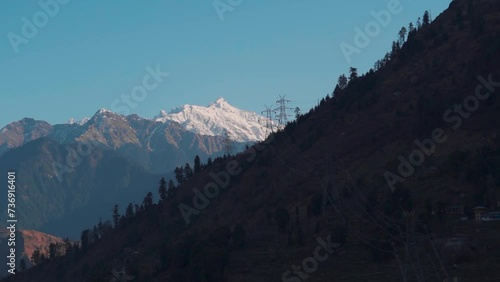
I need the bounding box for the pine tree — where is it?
[184,163,193,180]
[294,107,301,120]
[207,157,213,167]
[49,243,57,259]
[31,249,41,266]
[73,242,80,259]
[391,41,400,56]
[64,238,73,257]
[92,225,99,242]
[112,204,120,227]
[167,179,176,197]
[423,11,430,26]
[398,26,407,45]
[97,218,103,237]
[408,22,415,34]
[194,155,202,174]
[143,192,154,209]
[349,67,358,81]
[416,17,422,29]
[81,229,90,251]
[158,177,168,201]
[337,74,348,89]
[126,203,134,219]
[174,166,184,185]
[20,258,27,271]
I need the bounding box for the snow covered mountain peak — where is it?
[209,97,231,109]
[67,117,90,125]
[155,97,267,142]
[90,108,124,120]
[157,110,168,117]
[97,108,113,114]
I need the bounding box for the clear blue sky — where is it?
[0,0,451,127]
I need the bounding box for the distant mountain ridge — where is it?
[0,97,268,175]
[154,97,268,142]
[0,97,267,162]
[0,98,265,238]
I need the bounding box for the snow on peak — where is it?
[155,97,268,142]
[67,117,90,125]
[97,108,113,115]
[80,117,90,125]
[153,110,169,120]
[210,97,229,108]
[91,108,123,120]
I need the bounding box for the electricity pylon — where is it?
[275,95,292,130]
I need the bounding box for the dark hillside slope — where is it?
[5,0,500,281]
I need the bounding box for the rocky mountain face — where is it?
[0,98,265,173]
[0,118,52,156]
[154,97,268,142]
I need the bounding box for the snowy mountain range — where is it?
[0,97,269,162]
[62,97,267,143]
[154,97,267,142]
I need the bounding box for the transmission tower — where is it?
[275,95,292,130]
[220,129,234,156]
[261,105,275,136]
[401,210,426,282]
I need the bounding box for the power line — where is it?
[275,94,293,129]
[261,105,275,136]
